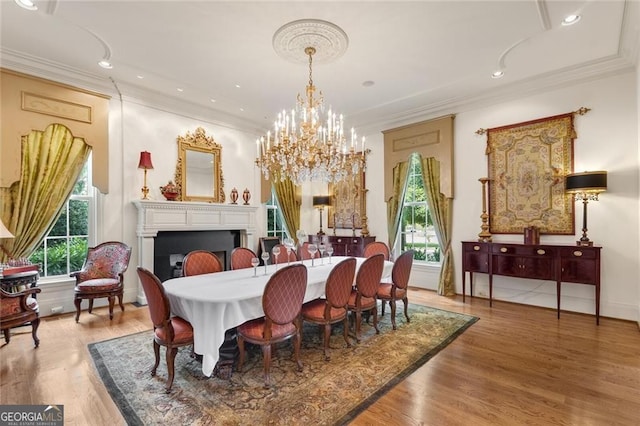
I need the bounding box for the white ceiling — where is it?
[1,1,639,134]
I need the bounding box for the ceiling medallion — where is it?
[272,19,349,65]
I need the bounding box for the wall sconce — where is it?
[138,151,154,200]
[312,195,331,236]
[565,171,607,246]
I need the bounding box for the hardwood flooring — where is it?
[1,289,638,425]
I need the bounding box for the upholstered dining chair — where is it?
[71,241,132,323]
[237,263,307,388]
[377,250,414,330]
[298,242,317,261]
[1,287,41,347]
[231,247,257,270]
[272,243,298,264]
[136,267,194,393]
[363,241,390,261]
[182,250,223,276]
[347,253,384,342]
[301,257,356,360]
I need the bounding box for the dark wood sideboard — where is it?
[309,235,376,257]
[461,241,602,324]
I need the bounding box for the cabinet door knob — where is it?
[473,245,480,251]
[337,238,342,243]
[537,249,545,255]
[573,250,583,257]
[500,247,507,253]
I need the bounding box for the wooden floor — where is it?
[1,289,638,425]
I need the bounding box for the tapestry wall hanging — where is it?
[328,168,366,230]
[486,113,575,235]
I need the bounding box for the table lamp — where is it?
[138,151,154,200]
[312,195,331,235]
[565,171,607,246]
[0,218,15,263]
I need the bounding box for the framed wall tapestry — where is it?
[486,113,575,235]
[328,168,366,230]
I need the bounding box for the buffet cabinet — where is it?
[310,235,376,257]
[461,241,602,324]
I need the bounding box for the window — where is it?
[398,154,440,263]
[29,156,96,277]
[265,191,289,240]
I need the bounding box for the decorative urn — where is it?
[230,188,239,204]
[242,188,251,205]
[160,180,179,201]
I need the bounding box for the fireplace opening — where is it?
[153,230,240,281]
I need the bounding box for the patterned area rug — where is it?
[89,304,477,425]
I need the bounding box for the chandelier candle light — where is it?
[255,46,369,184]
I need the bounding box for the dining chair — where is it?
[237,263,307,388]
[347,253,384,342]
[182,250,223,276]
[1,286,42,347]
[301,257,356,360]
[272,243,297,264]
[298,242,317,260]
[230,247,257,270]
[136,267,194,393]
[363,241,390,261]
[71,241,132,322]
[377,250,414,330]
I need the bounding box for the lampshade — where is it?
[313,195,331,207]
[565,171,607,194]
[137,151,154,170]
[0,219,14,239]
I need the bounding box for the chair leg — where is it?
[323,323,331,361]
[262,343,272,388]
[390,299,397,330]
[3,328,10,344]
[151,341,160,376]
[108,297,115,320]
[74,298,82,322]
[31,317,40,347]
[237,336,245,372]
[372,305,380,334]
[118,293,125,312]
[294,326,303,372]
[381,299,386,316]
[403,297,410,323]
[354,310,362,342]
[165,346,178,393]
[88,299,94,313]
[342,317,351,348]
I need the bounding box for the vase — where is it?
[242,188,251,205]
[230,188,239,204]
[160,181,179,201]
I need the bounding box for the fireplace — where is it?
[153,230,240,281]
[133,200,258,305]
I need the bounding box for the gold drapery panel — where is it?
[272,172,301,243]
[0,123,90,261]
[421,157,454,296]
[486,113,575,234]
[386,161,409,253]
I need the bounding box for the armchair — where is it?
[1,286,41,347]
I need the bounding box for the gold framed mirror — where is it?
[175,127,225,202]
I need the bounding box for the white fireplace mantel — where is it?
[133,200,258,304]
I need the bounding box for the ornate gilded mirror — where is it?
[175,127,225,202]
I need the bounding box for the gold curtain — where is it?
[386,161,409,254]
[0,123,90,261]
[272,172,301,243]
[421,157,455,296]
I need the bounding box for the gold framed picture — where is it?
[328,169,366,229]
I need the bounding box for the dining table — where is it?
[163,256,393,377]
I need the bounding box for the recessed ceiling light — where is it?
[177,88,184,92]
[562,14,581,26]
[491,70,504,79]
[97,60,112,69]
[210,99,216,103]
[136,75,144,79]
[362,80,375,87]
[235,84,241,88]
[239,108,244,112]
[14,0,37,11]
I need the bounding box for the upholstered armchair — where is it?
[1,286,41,347]
[71,241,132,323]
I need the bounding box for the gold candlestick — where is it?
[478,177,492,242]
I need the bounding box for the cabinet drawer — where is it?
[559,247,599,260]
[462,242,489,253]
[492,244,554,257]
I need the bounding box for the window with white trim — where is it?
[265,191,289,240]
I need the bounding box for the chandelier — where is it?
[255,46,369,184]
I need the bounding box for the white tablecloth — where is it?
[163,256,393,376]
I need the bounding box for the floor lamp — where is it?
[565,171,607,246]
[312,195,331,235]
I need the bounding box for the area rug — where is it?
[89,304,477,425]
